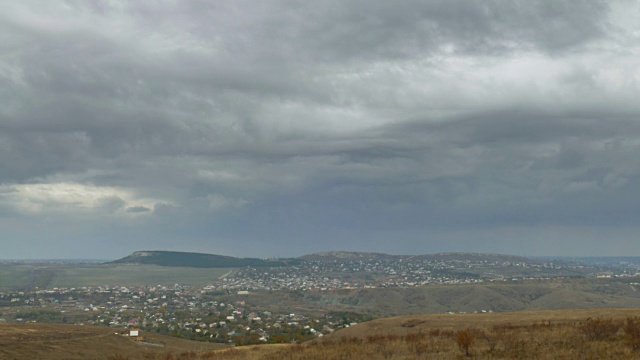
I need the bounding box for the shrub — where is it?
[366,334,386,343]
[107,355,130,360]
[401,319,425,328]
[580,318,621,341]
[412,342,429,356]
[404,332,426,343]
[482,331,499,351]
[177,351,197,360]
[440,329,455,338]
[623,317,640,351]
[455,329,476,357]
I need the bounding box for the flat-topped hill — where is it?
[111,250,300,268]
[112,250,536,268]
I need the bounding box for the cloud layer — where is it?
[1,0,639,258]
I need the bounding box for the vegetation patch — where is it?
[103,316,640,359]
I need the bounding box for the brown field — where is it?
[4,308,640,359]
[209,308,640,360]
[326,308,640,338]
[0,323,227,360]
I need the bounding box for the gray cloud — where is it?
[0,0,638,258]
[125,206,151,213]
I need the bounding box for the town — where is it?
[1,253,640,346]
[0,283,369,346]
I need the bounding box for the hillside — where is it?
[410,252,537,264]
[323,308,640,339]
[298,251,401,262]
[0,323,226,360]
[49,308,640,359]
[111,250,535,269]
[111,251,300,268]
[228,283,640,316]
[298,251,536,264]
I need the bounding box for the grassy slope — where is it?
[0,265,34,290]
[215,308,640,360]
[4,309,640,359]
[47,264,232,287]
[236,284,640,316]
[324,308,640,338]
[0,264,233,290]
[0,323,227,360]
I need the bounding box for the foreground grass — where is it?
[107,314,640,359]
[5,309,640,359]
[0,323,226,360]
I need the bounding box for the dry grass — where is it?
[204,308,640,360]
[4,309,640,359]
[201,313,640,360]
[0,323,226,360]
[187,319,640,360]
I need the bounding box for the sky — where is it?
[1,1,640,259]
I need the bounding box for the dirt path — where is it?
[218,269,234,279]
[25,266,49,291]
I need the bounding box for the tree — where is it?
[455,329,475,357]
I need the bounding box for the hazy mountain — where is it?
[111,250,299,268]
[299,251,536,264]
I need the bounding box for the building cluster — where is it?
[1,255,638,345]
[220,257,592,292]
[0,284,364,345]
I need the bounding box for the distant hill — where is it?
[298,251,536,264]
[111,250,301,268]
[409,252,538,264]
[112,250,540,269]
[298,251,401,262]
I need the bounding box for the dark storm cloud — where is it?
[0,0,612,172]
[0,0,638,258]
[165,0,610,65]
[259,0,610,60]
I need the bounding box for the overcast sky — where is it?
[1,1,639,259]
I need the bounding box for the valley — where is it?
[2,251,640,358]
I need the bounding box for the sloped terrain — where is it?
[323,308,640,339]
[236,284,640,316]
[6,309,640,359]
[0,323,227,360]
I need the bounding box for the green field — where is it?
[0,264,233,290]
[0,265,35,290]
